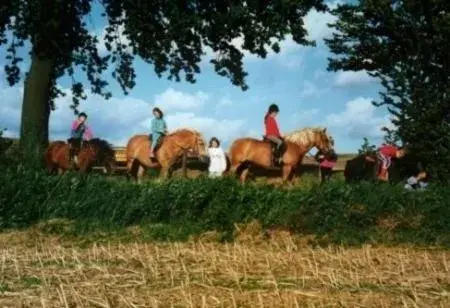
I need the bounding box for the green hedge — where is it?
[1,165,449,246]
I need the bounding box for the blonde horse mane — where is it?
[284,127,330,147]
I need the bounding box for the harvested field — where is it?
[0,229,448,307]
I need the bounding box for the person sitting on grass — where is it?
[207,137,227,178]
[376,143,407,181]
[404,163,429,191]
[315,149,338,184]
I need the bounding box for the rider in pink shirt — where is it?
[68,112,93,164]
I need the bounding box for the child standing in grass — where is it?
[207,137,227,178]
[316,149,338,183]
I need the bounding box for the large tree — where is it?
[325,0,450,182]
[0,0,325,153]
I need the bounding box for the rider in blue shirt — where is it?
[150,107,167,158]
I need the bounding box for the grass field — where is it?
[1,143,449,307]
[0,226,449,307]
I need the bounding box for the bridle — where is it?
[173,133,204,158]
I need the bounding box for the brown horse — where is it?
[126,129,208,182]
[44,138,115,175]
[229,127,334,184]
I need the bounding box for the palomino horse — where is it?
[229,127,334,184]
[44,138,115,175]
[126,129,208,182]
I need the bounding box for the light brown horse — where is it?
[126,129,208,182]
[229,127,334,184]
[44,138,115,175]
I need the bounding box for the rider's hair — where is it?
[209,137,220,147]
[78,112,87,118]
[265,103,279,120]
[153,107,164,118]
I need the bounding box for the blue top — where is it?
[151,118,167,135]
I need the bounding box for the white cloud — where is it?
[217,97,233,107]
[290,109,320,126]
[299,81,321,98]
[202,34,305,69]
[165,112,245,144]
[153,88,209,111]
[214,97,234,114]
[304,0,342,42]
[324,97,390,140]
[0,83,245,147]
[334,70,377,87]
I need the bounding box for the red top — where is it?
[320,159,336,168]
[379,144,398,157]
[264,115,281,137]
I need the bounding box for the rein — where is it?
[172,134,202,157]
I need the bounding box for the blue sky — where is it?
[0,0,392,153]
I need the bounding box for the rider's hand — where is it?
[417,171,427,180]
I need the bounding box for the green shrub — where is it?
[0,166,449,246]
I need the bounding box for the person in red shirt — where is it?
[377,143,407,181]
[264,104,284,165]
[316,148,338,184]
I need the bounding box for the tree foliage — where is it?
[325,0,450,182]
[357,137,376,155]
[0,0,326,112]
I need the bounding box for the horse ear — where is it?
[322,128,327,134]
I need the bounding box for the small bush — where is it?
[0,166,449,246]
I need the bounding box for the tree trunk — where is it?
[20,53,54,154]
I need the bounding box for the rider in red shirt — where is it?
[377,143,407,181]
[264,104,283,164]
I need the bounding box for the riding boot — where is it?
[274,145,282,167]
[68,147,75,167]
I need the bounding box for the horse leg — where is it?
[137,165,145,184]
[282,165,294,186]
[46,162,56,175]
[229,163,239,177]
[160,166,171,180]
[126,158,134,180]
[240,167,250,183]
[128,159,141,181]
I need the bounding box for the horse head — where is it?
[284,127,335,154]
[78,138,115,172]
[315,128,334,154]
[170,129,208,162]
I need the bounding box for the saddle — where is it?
[262,136,285,167]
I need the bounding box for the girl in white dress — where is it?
[207,137,227,178]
